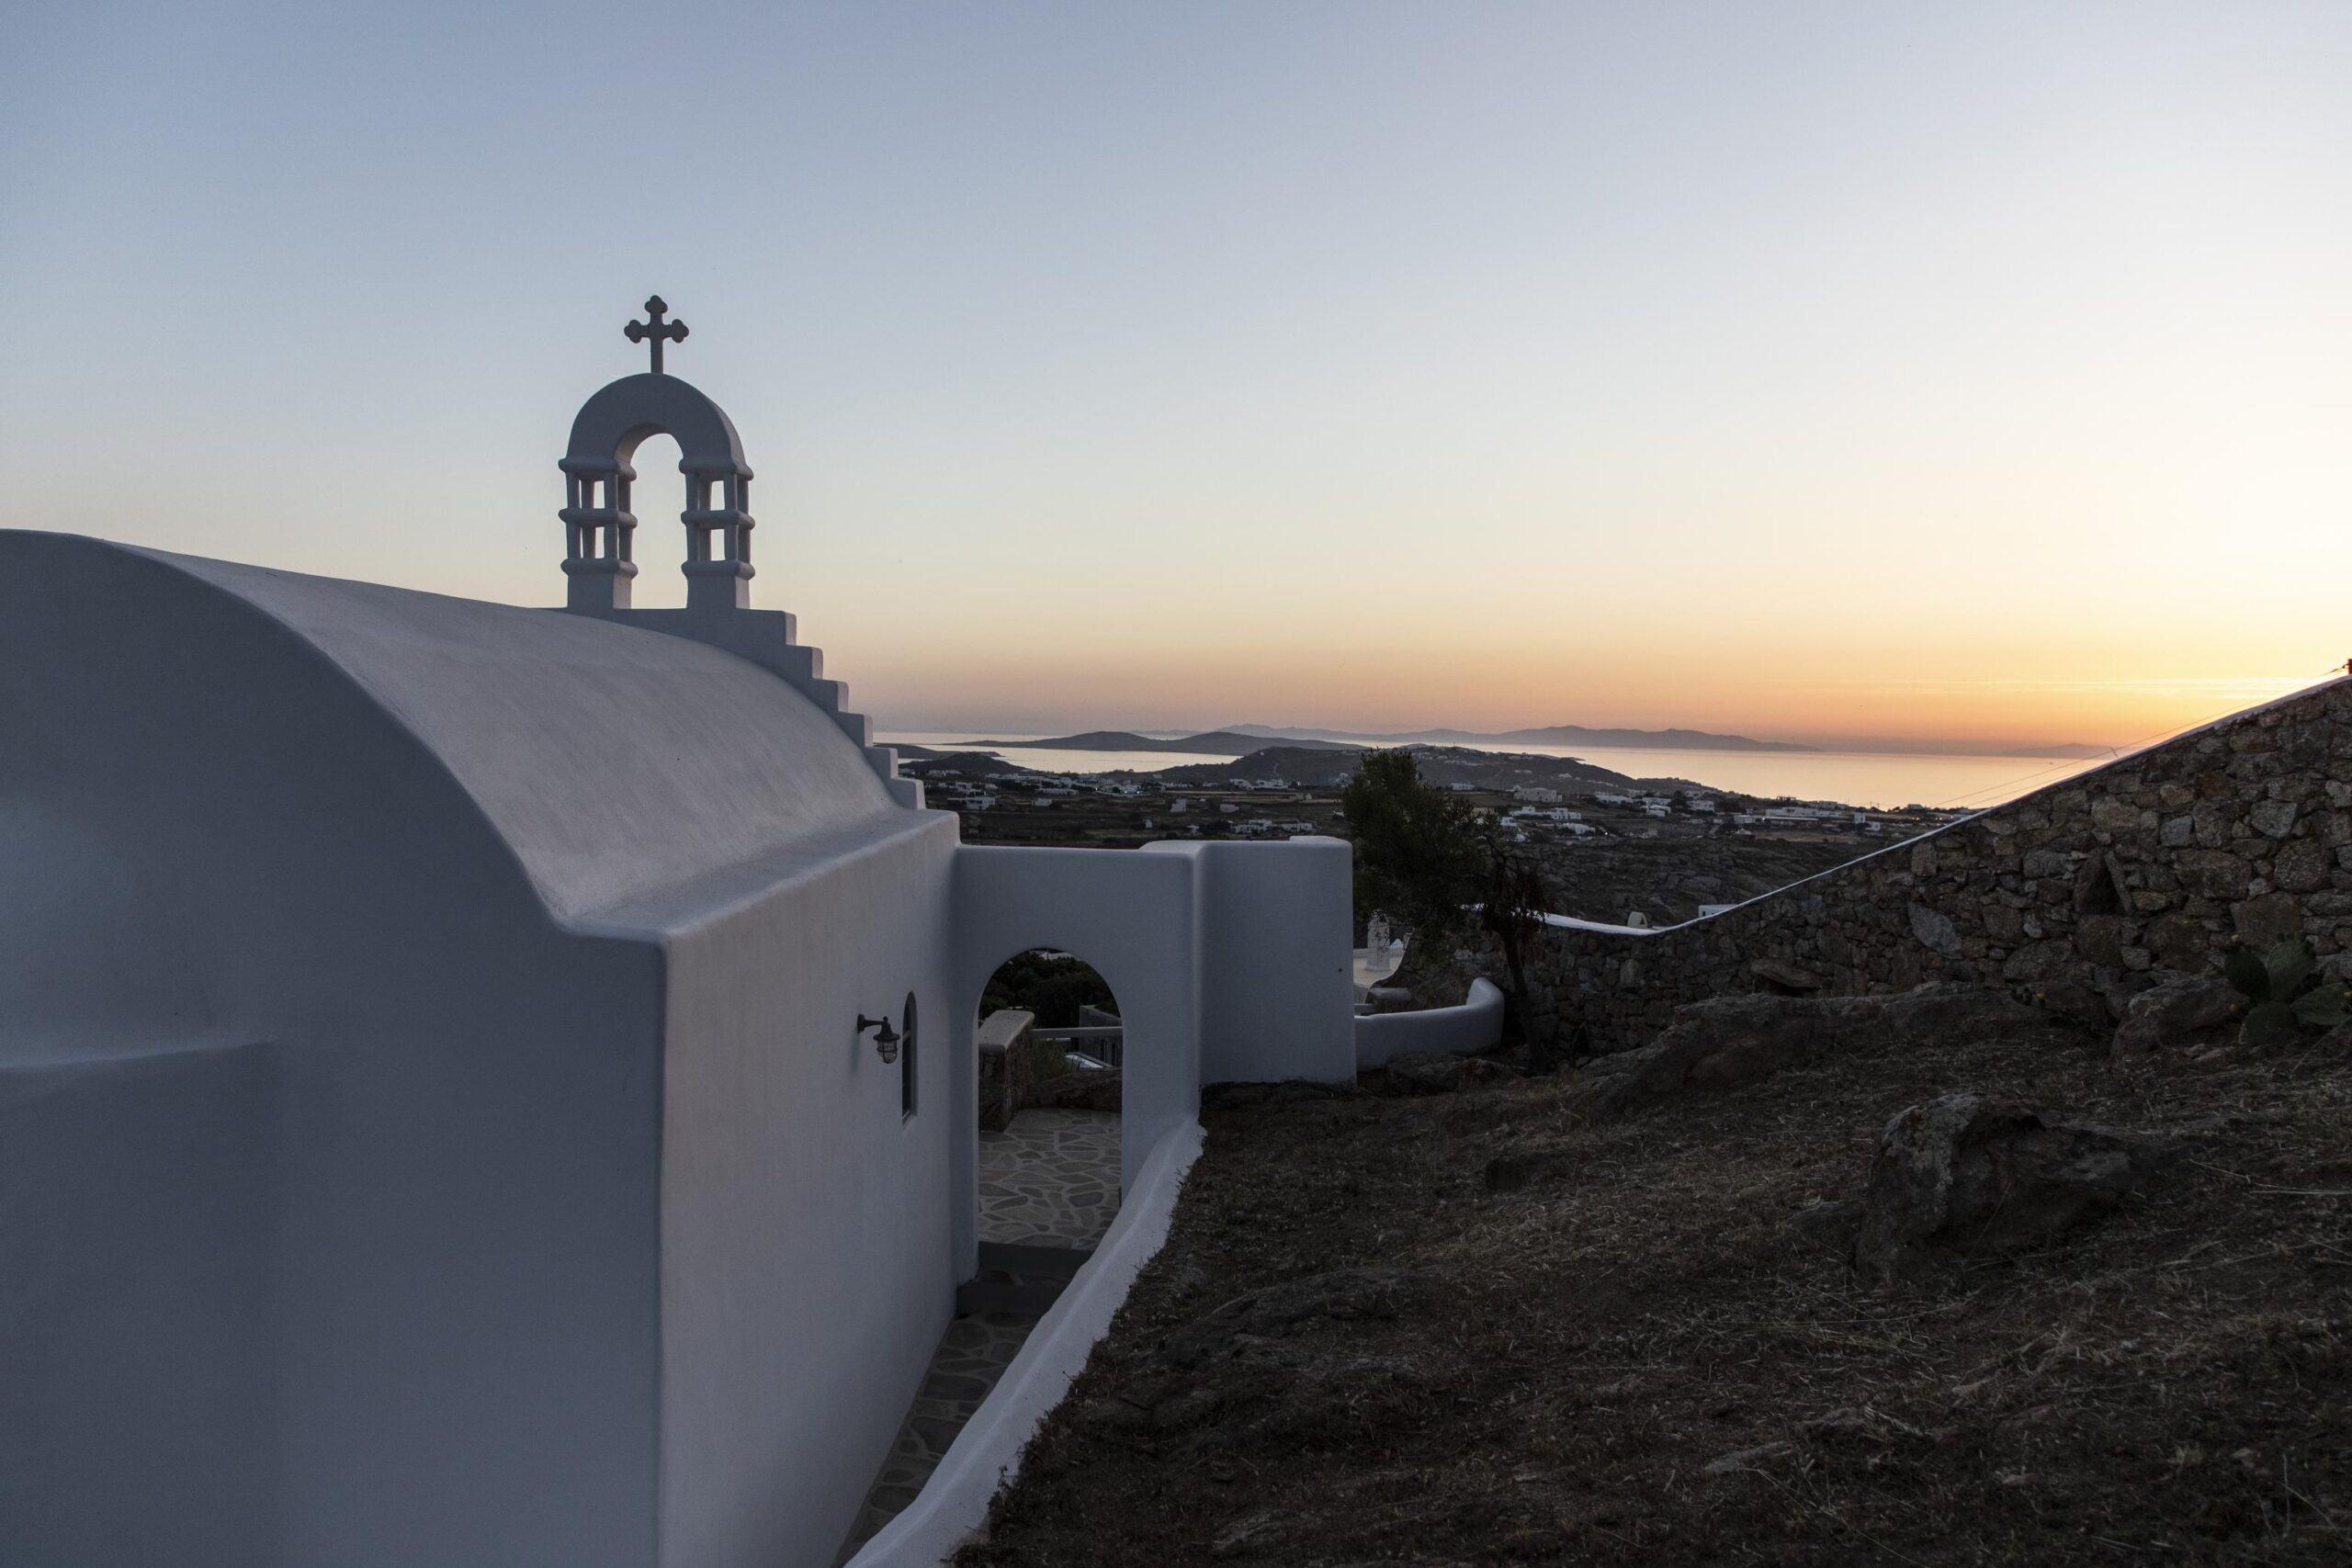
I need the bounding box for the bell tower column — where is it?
[558,457,639,610]
[681,465,755,612]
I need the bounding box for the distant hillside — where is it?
[1223,722,2123,758]
[1140,744,1706,795]
[893,746,1035,777]
[967,729,1363,755]
[1474,724,1815,752]
[1221,721,1815,753]
[1143,748,1374,787]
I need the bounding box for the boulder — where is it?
[1849,1093,2179,1281]
[1580,985,2053,1122]
[2109,974,2243,1057]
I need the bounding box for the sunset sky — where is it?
[6,3,2346,750]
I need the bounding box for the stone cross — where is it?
[624,296,688,375]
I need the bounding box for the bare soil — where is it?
[957,1021,2352,1566]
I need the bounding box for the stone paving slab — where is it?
[978,1108,1121,1248]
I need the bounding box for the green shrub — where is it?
[2223,937,2349,1047]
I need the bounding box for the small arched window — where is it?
[899,991,919,1120]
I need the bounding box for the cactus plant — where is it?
[2222,937,2349,1047]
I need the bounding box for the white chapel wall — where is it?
[645,812,961,1568]
[0,536,668,1567]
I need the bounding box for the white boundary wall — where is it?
[1187,839,1357,1084]
[1354,977,1507,1066]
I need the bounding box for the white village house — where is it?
[0,307,1404,1568]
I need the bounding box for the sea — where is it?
[876,732,2118,813]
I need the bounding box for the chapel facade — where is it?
[0,304,1355,1568]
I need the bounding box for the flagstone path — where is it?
[977,1108,1122,1248]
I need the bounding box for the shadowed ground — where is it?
[956,1027,2352,1565]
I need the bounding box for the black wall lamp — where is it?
[857,1012,902,1064]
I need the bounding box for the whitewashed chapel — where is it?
[0,302,1362,1568]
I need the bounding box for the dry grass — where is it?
[958,1022,2352,1566]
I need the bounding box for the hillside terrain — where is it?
[1148,745,1703,795]
[1532,835,1863,929]
[959,992,2352,1566]
[908,753,1913,917]
[1223,721,1818,752]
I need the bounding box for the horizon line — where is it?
[873,720,2134,760]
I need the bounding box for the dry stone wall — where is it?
[976,1009,1036,1132]
[1481,680,2352,1055]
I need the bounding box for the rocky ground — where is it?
[956,988,2352,1566]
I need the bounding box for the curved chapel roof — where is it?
[0,531,909,926]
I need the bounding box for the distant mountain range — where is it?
[1222,725,2120,760]
[1221,722,1815,753]
[1143,744,1693,794]
[934,723,2115,761]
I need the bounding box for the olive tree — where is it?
[1340,750,1561,1068]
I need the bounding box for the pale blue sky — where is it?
[6,3,2347,742]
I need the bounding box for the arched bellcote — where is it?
[544,299,921,807]
[559,298,758,613]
